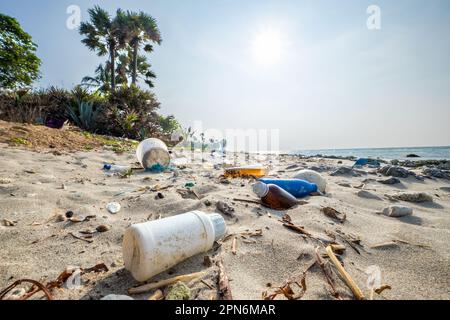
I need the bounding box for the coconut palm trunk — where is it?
[131,40,139,85]
[110,43,116,91]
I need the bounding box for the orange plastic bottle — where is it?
[253,182,298,210]
[225,165,267,178]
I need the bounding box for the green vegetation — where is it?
[0,13,41,89]
[10,137,31,146]
[0,7,180,145]
[79,7,161,92]
[66,100,99,131]
[159,115,180,135]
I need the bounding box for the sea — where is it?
[290,146,450,161]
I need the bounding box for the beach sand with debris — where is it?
[1,141,449,300]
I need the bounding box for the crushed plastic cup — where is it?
[136,138,170,170]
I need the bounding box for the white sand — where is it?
[0,145,449,300]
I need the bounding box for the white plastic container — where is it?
[293,169,327,193]
[136,138,170,170]
[122,211,226,282]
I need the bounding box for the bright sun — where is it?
[251,29,283,66]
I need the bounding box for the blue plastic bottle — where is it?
[257,178,318,198]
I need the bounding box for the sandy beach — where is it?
[1,127,449,300]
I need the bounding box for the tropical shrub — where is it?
[66,100,100,131]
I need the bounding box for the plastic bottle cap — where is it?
[253,182,269,198]
[103,164,112,170]
[208,213,226,242]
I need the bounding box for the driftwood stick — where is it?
[217,259,233,300]
[128,271,206,295]
[325,245,365,300]
[282,223,312,237]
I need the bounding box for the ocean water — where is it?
[291,146,450,161]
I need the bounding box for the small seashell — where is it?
[96,225,110,233]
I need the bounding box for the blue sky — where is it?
[1,0,449,150]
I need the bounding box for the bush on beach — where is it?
[0,85,179,143]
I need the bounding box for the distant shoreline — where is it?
[288,146,450,161]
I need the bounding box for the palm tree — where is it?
[81,62,128,93]
[116,50,157,88]
[81,64,110,93]
[124,11,162,85]
[79,6,129,92]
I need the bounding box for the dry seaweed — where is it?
[321,207,346,223]
[263,274,307,300]
[217,259,233,300]
[0,263,108,300]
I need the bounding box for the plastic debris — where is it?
[123,211,226,282]
[185,182,195,189]
[103,164,131,174]
[224,164,266,178]
[353,158,380,168]
[101,294,134,300]
[381,205,413,217]
[253,182,300,210]
[258,178,318,198]
[107,202,121,214]
[292,169,327,193]
[136,138,170,170]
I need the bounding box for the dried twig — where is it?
[240,229,263,238]
[216,259,233,300]
[314,247,342,300]
[201,279,214,290]
[128,271,206,295]
[68,232,94,243]
[375,284,392,295]
[232,198,262,205]
[0,279,53,300]
[231,237,237,255]
[281,215,312,236]
[282,223,312,237]
[0,263,107,300]
[325,245,365,300]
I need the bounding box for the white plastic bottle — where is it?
[103,164,130,174]
[122,211,226,282]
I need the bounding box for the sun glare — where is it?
[251,28,283,66]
